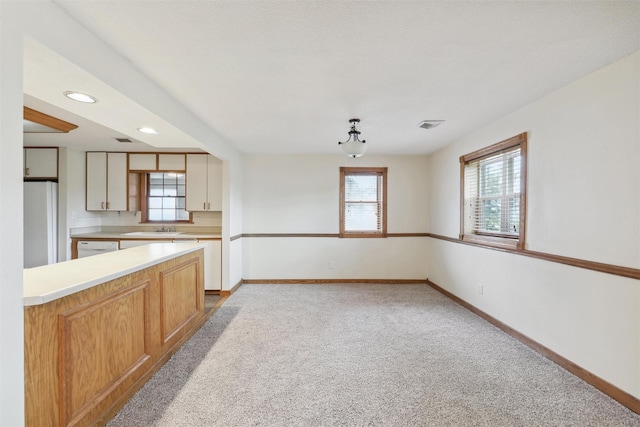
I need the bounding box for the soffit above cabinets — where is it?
[22,95,204,153]
[23,107,78,134]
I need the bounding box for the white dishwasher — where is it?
[77,241,119,258]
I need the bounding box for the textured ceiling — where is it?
[36,1,640,155]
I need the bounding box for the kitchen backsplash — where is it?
[98,210,222,227]
[69,209,222,229]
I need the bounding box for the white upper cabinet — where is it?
[24,147,58,179]
[128,153,186,171]
[108,153,127,211]
[158,154,185,171]
[86,152,128,211]
[86,152,107,211]
[128,153,156,171]
[207,156,222,211]
[186,154,222,211]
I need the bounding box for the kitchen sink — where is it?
[121,231,183,237]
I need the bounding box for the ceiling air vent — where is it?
[114,137,134,143]
[418,120,444,130]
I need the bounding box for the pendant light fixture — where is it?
[338,118,367,158]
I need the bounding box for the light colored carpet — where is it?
[108,284,640,426]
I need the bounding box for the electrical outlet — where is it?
[329,261,334,270]
[477,283,484,295]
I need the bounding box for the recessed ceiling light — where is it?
[418,120,445,130]
[63,91,98,103]
[137,127,158,134]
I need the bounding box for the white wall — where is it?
[97,210,222,228]
[225,158,244,290]
[242,154,429,280]
[426,51,640,397]
[0,3,25,423]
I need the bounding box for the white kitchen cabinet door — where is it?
[186,154,209,211]
[207,156,223,211]
[24,147,58,179]
[158,154,185,171]
[86,152,107,210]
[86,152,128,211]
[201,239,222,290]
[128,153,157,171]
[186,154,222,211]
[106,153,127,211]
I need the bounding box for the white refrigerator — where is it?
[24,181,58,268]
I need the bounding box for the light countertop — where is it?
[24,242,208,307]
[71,232,221,240]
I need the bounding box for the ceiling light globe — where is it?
[338,118,368,158]
[340,140,367,158]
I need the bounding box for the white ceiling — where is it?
[23,94,183,152]
[25,1,640,156]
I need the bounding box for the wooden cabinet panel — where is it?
[160,259,201,345]
[58,281,151,427]
[25,250,205,427]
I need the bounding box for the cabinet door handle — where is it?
[203,202,206,210]
[106,202,110,210]
[101,201,105,210]
[207,202,211,210]
[25,167,30,177]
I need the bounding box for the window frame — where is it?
[138,172,193,224]
[339,166,388,238]
[459,132,527,250]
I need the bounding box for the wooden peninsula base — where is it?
[24,245,207,427]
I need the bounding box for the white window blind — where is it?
[464,147,521,238]
[147,172,189,222]
[340,167,387,237]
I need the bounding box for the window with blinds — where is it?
[141,172,191,223]
[460,133,527,249]
[340,167,387,237]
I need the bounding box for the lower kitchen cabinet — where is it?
[174,239,221,291]
[201,239,222,291]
